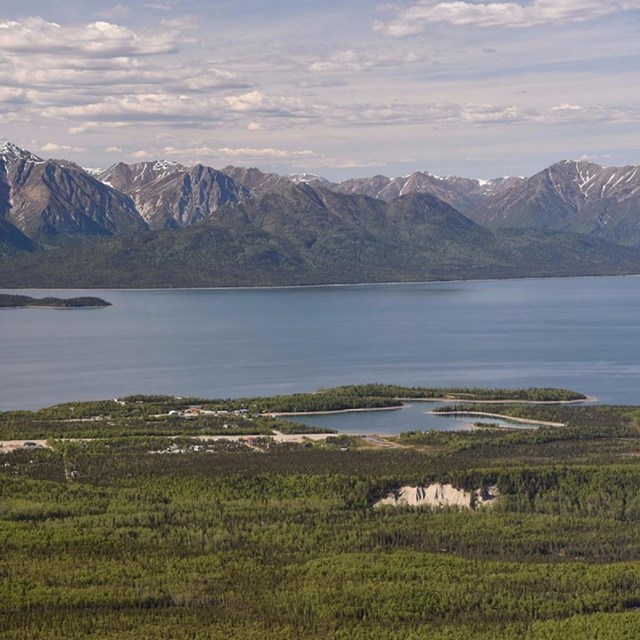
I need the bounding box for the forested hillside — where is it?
[3,389,640,638]
[3,187,640,287]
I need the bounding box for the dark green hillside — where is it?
[492,228,640,275]
[0,223,311,288]
[0,185,498,287]
[0,217,36,256]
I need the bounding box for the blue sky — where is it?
[1,0,639,179]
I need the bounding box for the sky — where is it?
[1,0,639,180]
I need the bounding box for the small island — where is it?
[0,293,111,308]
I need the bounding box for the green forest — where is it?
[3,387,640,639]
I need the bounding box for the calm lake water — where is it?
[280,402,537,434]
[2,277,640,430]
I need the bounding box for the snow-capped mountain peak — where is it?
[0,142,43,163]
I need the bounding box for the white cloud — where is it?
[218,147,314,159]
[225,91,267,112]
[68,122,132,134]
[224,90,314,118]
[0,54,239,104]
[45,90,312,128]
[460,105,519,123]
[106,146,123,153]
[0,17,239,117]
[300,156,391,170]
[131,150,153,159]
[178,68,238,91]
[540,104,640,124]
[0,17,178,57]
[43,93,226,123]
[39,142,85,153]
[0,86,28,103]
[161,145,314,160]
[376,0,640,35]
[323,101,523,127]
[551,103,582,111]
[309,48,420,72]
[323,100,640,128]
[48,90,640,132]
[580,153,613,161]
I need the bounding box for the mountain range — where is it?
[1,141,640,287]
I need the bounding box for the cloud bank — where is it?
[376,0,640,35]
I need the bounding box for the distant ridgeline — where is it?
[3,142,640,287]
[0,294,111,308]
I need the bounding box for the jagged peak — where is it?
[288,172,329,184]
[153,159,180,172]
[403,170,439,180]
[223,165,268,174]
[102,161,129,172]
[0,142,43,163]
[550,159,604,171]
[83,167,104,177]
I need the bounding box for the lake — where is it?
[279,402,540,434]
[2,277,640,428]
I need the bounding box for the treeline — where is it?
[322,383,586,401]
[0,412,326,440]
[235,393,402,414]
[432,403,638,430]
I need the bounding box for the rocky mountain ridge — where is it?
[99,161,249,229]
[332,171,525,214]
[0,142,147,250]
[2,141,640,265]
[475,159,640,244]
[3,177,640,288]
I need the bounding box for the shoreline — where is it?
[267,405,402,417]
[267,396,592,418]
[463,422,519,431]
[399,396,594,405]
[431,410,565,427]
[2,273,638,293]
[0,394,598,415]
